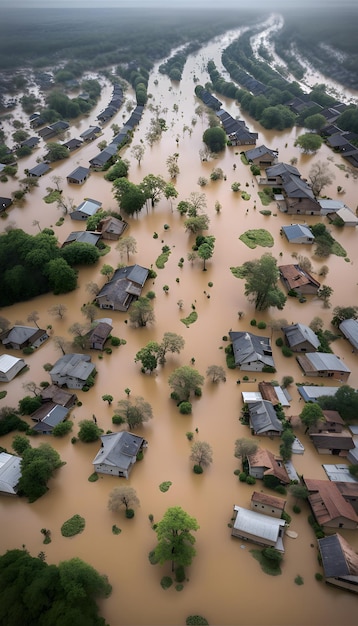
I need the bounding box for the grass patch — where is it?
[331,241,347,257]
[0,391,7,400]
[159,481,172,492]
[239,229,274,249]
[180,311,198,326]
[258,189,273,206]
[112,525,122,535]
[98,244,111,257]
[61,514,85,537]
[43,190,62,204]
[156,249,171,269]
[250,549,282,576]
[240,153,249,165]
[88,472,99,482]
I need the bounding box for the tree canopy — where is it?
[17,441,65,502]
[202,126,226,152]
[108,486,140,512]
[153,506,199,572]
[299,403,324,433]
[114,396,153,430]
[231,253,286,311]
[168,366,204,402]
[0,549,111,626]
[295,133,323,153]
[317,385,358,422]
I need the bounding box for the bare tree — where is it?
[206,365,226,383]
[108,486,140,513]
[23,381,41,396]
[27,311,40,328]
[116,236,137,262]
[56,195,75,216]
[69,322,90,350]
[86,281,100,297]
[190,441,213,470]
[234,438,258,467]
[309,316,324,333]
[48,304,67,319]
[53,335,69,355]
[297,255,313,273]
[81,303,98,323]
[308,161,335,197]
[131,144,145,165]
[0,316,10,334]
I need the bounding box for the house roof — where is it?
[310,432,354,451]
[297,386,340,402]
[251,491,286,510]
[80,126,101,139]
[298,352,351,374]
[248,447,289,483]
[93,432,146,471]
[20,136,40,148]
[63,231,101,246]
[87,321,113,344]
[318,533,358,578]
[1,325,46,347]
[318,199,347,212]
[99,216,127,237]
[332,207,358,225]
[248,401,284,435]
[322,410,344,426]
[67,166,89,181]
[40,384,77,407]
[50,353,94,382]
[28,163,51,176]
[233,505,285,543]
[279,265,320,290]
[96,265,149,307]
[282,323,320,350]
[323,464,358,483]
[245,145,277,161]
[0,354,25,373]
[266,162,301,178]
[304,478,358,525]
[339,319,358,349]
[229,331,274,368]
[0,452,22,495]
[31,403,69,432]
[0,197,12,209]
[73,198,102,216]
[281,224,314,242]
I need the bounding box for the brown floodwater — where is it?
[1,20,358,626]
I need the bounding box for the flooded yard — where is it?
[0,17,358,626]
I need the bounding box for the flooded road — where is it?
[1,17,358,626]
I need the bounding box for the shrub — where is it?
[275,337,283,347]
[112,525,122,535]
[282,345,293,357]
[71,437,78,444]
[88,472,99,482]
[110,336,121,346]
[242,375,249,381]
[293,504,301,514]
[295,575,304,585]
[175,565,186,583]
[146,290,156,300]
[186,616,209,625]
[257,321,266,329]
[246,475,256,485]
[274,485,287,495]
[160,576,173,590]
[281,511,292,524]
[186,431,194,441]
[112,415,125,425]
[194,387,202,397]
[125,508,135,519]
[61,514,85,537]
[315,572,323,581]
[175,584,184,591]
[179,401,192,414]
[52,420,73,437]
[239,472,247,482]
[193,464,203,474]
[148,550,160,565]
[250,319,257,326]
[159,481,172,492]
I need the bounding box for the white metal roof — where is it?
[233,505,285,543]
[0,354,24,373]
[0,452,22,494]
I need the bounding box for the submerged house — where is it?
[261,163,321,215]
[281,224,315,244]
[50,353,95,390]
[296,352,351,382]
[66,166,89,185]
[318,533,358,594]
[309,432,355,456]
[228,331,275,372]
[281,323,320,352]
[244,145,278,167]
[304,478,358,529]
[0,325,49,350]
[70,198,102,220]
[96,264,149,311]
[0,452,22,496]
[247,400,283,437]
[98,216,128,240]
[248,447,290,484]
[339,319,358,352]
[86,320,113,350]
[0,355,27,382]
[93,432,147,479]
[279,264,320,296]
[250,491,287,519]
[231,505,286,552]
[31,403,69,435]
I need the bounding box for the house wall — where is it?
[302,369,350,382]
[231,527,276,547]
[249,467,265,479]
[251,501,283,519]
[0,361,25,382]
[239,362,265,372]
[289,340,316,352]
[326,577,358,594]
[50,375,85,390]
[324,516,357,530]
[95,463,129,479]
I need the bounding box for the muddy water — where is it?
[1,20,358,626]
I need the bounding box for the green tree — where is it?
[303,113,326,131]
[153,506,199,572]
[114,396,153,430]
[231,253,286,311]
[299,403,324,433]
[100,264,114,282]
[317,385,358,422]
[206,364,226,383]
[308,160,335,196]
[113,178,145,216]
[158,332,185,365]
[141,173,166,207]
[317,285,333,308]
[197,241,214,270]
[12,434,31,455]
[52,420,73,437]
[259,105,296,130]
[61,242,99,266]
[17,442,64,502]
[135,341,160,372]
[44,143,69,162]
[190,441,213,470]
[289,484,309,505]
[129,296,155,327]
[164,182,178,209]
[166,153,180,179]
[104,159,129,182]
[168,365,204,402]
[331,306,358,327]
[279,428,295,462]
[46,258,77,294]
[295,133,323,153]
[18,395,42,415]
[78,420,102,443]
[116,235,137,261]
[102,394,113,405]
[184,213,210,235]
[108,486,140,513]
[234,438,258,467]
[202,126,226,152]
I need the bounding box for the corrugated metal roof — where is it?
[0,354,24,373]
[0,452,22,494]
[233,505,285,542]
[305,352,351,373]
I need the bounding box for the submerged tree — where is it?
[108,486,140,513]
[206,365,226,383]
[153,506,199,572]
[190,441,213,471]
[116,235,137,261]
[114,396,153,430]
[129,296,155,327]
[231,253,286,311]
[234,438,258,468]
[308,160,335,196]
[168,366,204,402]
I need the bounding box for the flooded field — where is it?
[1,18,358,626]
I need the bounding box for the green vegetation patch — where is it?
[258,189,273,206]
[155,248,171,269]
[331,241,347,257]
[159,481,172,493]
[88,472,99,482]
[160,576,173,589]
[241,191,251,201]
[240,153,249,165]
[0,391,7,400]
[43,190,62,204]
[180,311,198,326]
[250,549,282,576]
[112,525,122,535]
[61,514,86,537]
[239,229,274,249]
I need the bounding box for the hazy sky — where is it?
[1,0,357,8]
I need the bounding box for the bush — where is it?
[175,565,186,583]
[125,508,135,519]
[146,290,156,300]
[112,525,122,535]
[239,472,247,482]
[148,549,160,565]
[112,415,125,425]
[246,475,256,485]
[160,576,173,590]
[186,431,194,440]
[193,465,203,474]
[88,472,99,482]
[186,616,209,625]
[250,319,257,326]
[194,387,202,397]
[315,572,323,581]
[275,337,283,347]
[281,511,292,524]
[179,401,192,414]
[71,437,78,444]
[61,514,85,537]
[274,485,287,495]
[52,420,73,437]
[110,336,121,346]
[295,575,304,585]
[281,345,293,357]
[293,504,301,514]
[257,321,266,329]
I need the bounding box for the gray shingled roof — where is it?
[248,400,283,434]
[339,319,358,350]
[282,224,314,242]
[282,323,320,350]
[304,352,351,374]
[229,331,274,368]
[93,432,145,472]
[50,353,94,381]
